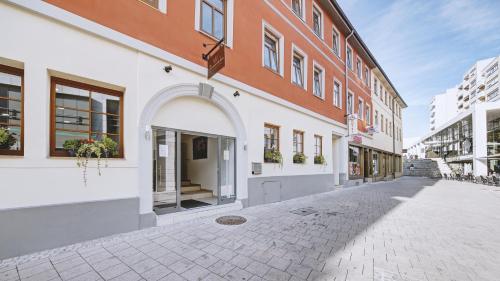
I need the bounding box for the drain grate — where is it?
[290,207,318,216]
[216,215,247,225]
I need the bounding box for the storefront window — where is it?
[349,146,361,177]
[372,153,379,176]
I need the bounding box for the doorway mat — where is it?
[181,199,212,209]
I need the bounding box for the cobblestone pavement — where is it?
[2,177,500,281]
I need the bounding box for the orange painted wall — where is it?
[43,0,373,127]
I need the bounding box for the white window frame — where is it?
[346,45,353,70]
[291,44,308,90]
[364,66,370,86]
[356,56,362,78]
[194,0,234,48]
[262,21,285,77]
[333,78,342,108]
[365,104,371,125]
[312,61,325,99]
[332,26,340,57]
[358,97,364,120]
[374,78,378,95]
[312,2,324,39]
[291,0,306,21]
[375,110,379,126]
[347,92,354,115]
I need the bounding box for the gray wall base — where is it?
[247,174,335,207]
[139,212,157,229]
[339,173,347,185]
[0,197,143,259]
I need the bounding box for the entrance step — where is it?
[181,180,192,186]
[181,184,202,192]
[181,189,213,200]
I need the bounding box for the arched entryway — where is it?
[137,83,247,225]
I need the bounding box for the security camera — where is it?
[233,91,240,97]
[164,65,173,73]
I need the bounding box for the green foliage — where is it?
[0,128,16,149]
[62,139,82,151]
[101,136,119,157]
[264,149,283,166]
[293,152,307,164]
[314,155,326,165]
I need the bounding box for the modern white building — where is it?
[407,56,500,175]
[430,88,458,131]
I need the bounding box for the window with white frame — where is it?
[364,67,369,85]
[332,28,340,56]
[358,99,363,120]
[356,58,361,78]
[263,31,279,73]
[347,46,353,70]
[292,0,303,18]
[374,79,378,95]
[381,114,384,132]
[313,64,324,98]
[312,6,322,38]
[333,80,341,107]
[366,105,371,125]
[347,92,354,115]
[375,110,379,126]
[292,52,304,88]
[385,92,388,105]
[200,0,225,40]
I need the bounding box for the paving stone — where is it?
[59,263,93,280]
[18,262,53,279]
[208,260,235,276]
[67,271,102,281]
[89,258,123,272]
[199,273,225,281]
[21,269,59,281]
[98,263,130,280]
[262,268,291,281]
[158,272,186,281]
[245,261,270,278]
[109,270,141,281]
[168,259,195,275]
[194,254,219,268]
[224,267,253,281]
[130,259,159,274]
[140,265,171,281]
[266,257,290,272]
[285,263,311,279]
[53,257,87,272]
[229,255,252,269]
[180,265,210,281]
[0,269,19,281]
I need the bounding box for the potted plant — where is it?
[0,128,16,150]
[264,148,283,165]
[314,155,326,165]
[293,152,307,164]
[75,137,118,185]
[101,136,119,157]
[63,139,83,157]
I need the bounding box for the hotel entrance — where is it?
[152,127,236,215]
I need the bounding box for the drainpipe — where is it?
[345,30,354,135]
[392,97,396,179]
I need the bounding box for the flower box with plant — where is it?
[264,148,283,165]
[62,137,119,185]
[0,128,17,150]
[293,152,307,164]
[314,155,326,165]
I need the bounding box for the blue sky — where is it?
[337,0,500,145]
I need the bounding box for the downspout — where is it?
[392,97,396,178]
[345,30,354,135]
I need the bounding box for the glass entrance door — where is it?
[153,128,180,213]
[218,136,236,204]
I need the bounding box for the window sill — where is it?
[333,104,342,110]
[263,66,283,78]
[313,93,325,101]
[291,82,306,91]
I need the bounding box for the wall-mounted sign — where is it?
[351,135,363,144]
[207,45,225,79]
[348,114,359,136]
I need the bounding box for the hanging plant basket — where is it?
[293,152,307,164]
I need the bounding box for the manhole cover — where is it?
[290,207,318,216]
[215,215,247,225]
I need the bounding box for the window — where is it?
[349,146,361,177]
[358,99,363,120]
[0,65,23,155]
[200,0,225,40]
[347,92,354,115]
[313,64,324,99]
[314,135,322,157]
[364,67,369,85]
[264,32,279,73]
[312,6,322,37]
[375,110,379,126]
[292,0,303,18]
[139,0,159,9]
[346,46,353,70]
[292,52,304,88]
[381,114,384,132]
[333,80,341,107]
[380,86,383,101]
[264,124,279,162]
[374,79,378,95]
[50,77,123,157]
[332,28,340,56]
[389,121,392,137]
[293,130,304,154]
[385,92,388,105]
[356,58,361,78]
[366,105,371,125]
[386,118,388,134]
